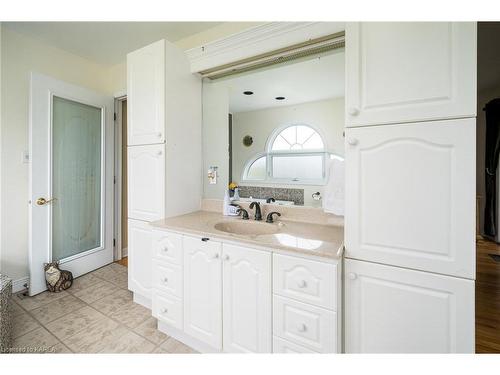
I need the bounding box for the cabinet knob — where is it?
[224,254,230,261]
[348,272,357,280]
[162,308,168,313]
[163,247,168,252]
[157,150,163,156]
[213,253,219,259]
[297,280,307,288]
[348,107,360,116]
[347,138,359,146]
[163,277,168,283]
[297,323,307,332]
[157,132,163,138]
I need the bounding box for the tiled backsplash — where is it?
[236,186,304,205]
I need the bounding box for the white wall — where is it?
[232,98,345,206]
[0,28,114,281]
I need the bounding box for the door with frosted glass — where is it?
[30,73,114,296]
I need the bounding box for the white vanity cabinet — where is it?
[222,243,272,353]
[344,22,476,353]
[127,144,165,222]
[344,259,475,353]
[126,38,202,305]
[183,236,223,350]
[344,118,475,279]
[345,22,476,127]
[127,40,165,146]
[128,219,153,307]
[151,229,340,353]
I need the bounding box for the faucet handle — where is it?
[236,207,249,220]
[266,211,282,223]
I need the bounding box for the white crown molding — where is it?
[186,22,345,73]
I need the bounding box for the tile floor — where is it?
[8,262,198,354]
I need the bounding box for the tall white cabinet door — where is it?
[183,236,222,350]
[127,39,165,145]
[127,144,165,221]
[345,119,475,279]
[345,22,476,127]
[344,259,475,353]
[222,244,272,353]
[128,219,153,297]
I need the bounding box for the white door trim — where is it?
[114,94,126,261]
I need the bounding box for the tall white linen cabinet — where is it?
[344,22,477,353]
[127,39,202,307]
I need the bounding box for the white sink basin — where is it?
[214,221,280,236]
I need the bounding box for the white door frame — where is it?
[114,92,127,261]
[29,72,114,295]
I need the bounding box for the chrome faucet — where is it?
[249,201,262,221]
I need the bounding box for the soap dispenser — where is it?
[223,190,239,216]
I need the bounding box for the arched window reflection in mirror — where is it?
[243,125,330,184]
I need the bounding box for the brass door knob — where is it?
[36,197,56,205]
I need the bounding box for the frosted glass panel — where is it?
[246,156,267,180]
[272,155,323,180]
[52,96,102,261]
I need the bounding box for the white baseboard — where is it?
[12,277,29,293]
[157,321,220,353]
[132,292,151,309]
[122,247,128,257]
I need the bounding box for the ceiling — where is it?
[3,22,223,65]
[217,50,345,113]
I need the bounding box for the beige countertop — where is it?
[150,211,344,260]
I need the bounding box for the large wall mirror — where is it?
[202,47,345,207]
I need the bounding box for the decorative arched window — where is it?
[243,124,330,184]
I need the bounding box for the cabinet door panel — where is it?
[345,22,476,127]
[223,244,272,353]
[183,236,222,349]
[128,218,152,297]
[127,40,165,145]
[345,119,475,278]
[127,144,165,222]
[344,259,474,353]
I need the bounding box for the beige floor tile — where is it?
[152,346,170,353]
[30,294,86,325]
[99,331,156,353]
[160,337,198,354]
[63,317,128,353]
[72,280,116,304]
[90,289,132,316]
[13,290,68,311]
[67,272,104,294]
[134,317,169,345]
[11,299,26,314]
[11,327,59,353]
[105,272,128,289]
[45,305,107,341]
[109,301,151,329]
[12,312,41,338]
[108,263,127,274]
[92,264,126,282]
[49,341,72,353]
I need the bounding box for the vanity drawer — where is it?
[152,291,183,330]
[273,254,337,310]
[152,230,183,265]
[273,336,318,354]
[153,260,182,298]
[273,296,336,353]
